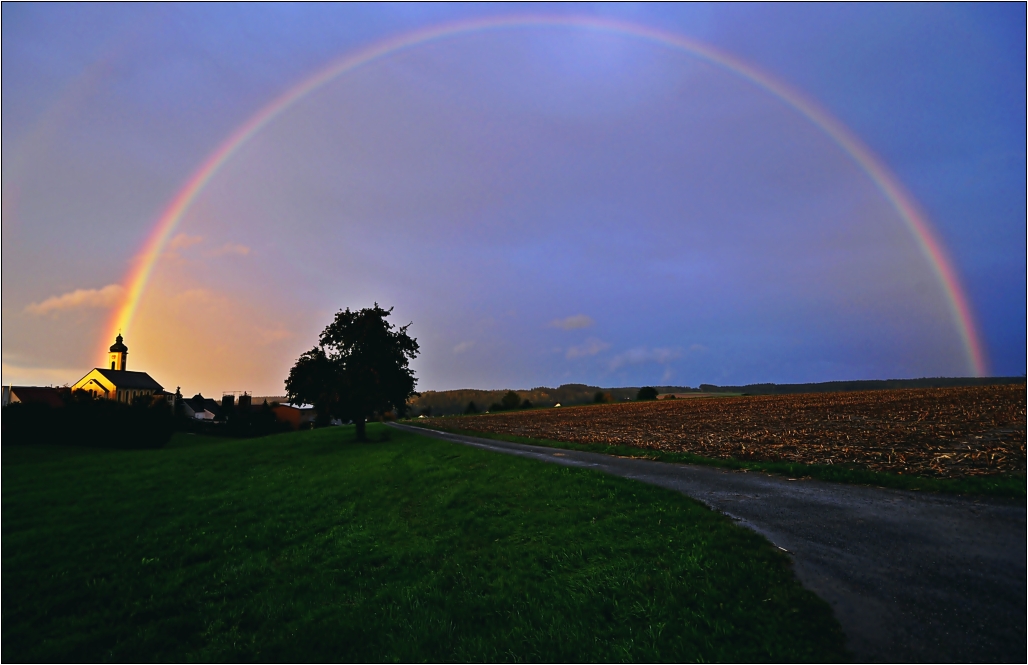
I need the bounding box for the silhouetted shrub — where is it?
[636,387,659,401]
[3,392,174,449]
[500,391,521,411]
[218,401,292,438]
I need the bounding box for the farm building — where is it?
[181,394,223,420]
[2,386,70,407]
[272,403,317,429]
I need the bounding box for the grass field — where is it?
[3,424,845,662]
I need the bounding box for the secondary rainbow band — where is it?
[105,14,988,376]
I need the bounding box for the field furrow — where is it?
[424,386,1026,478]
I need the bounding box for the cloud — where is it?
[566,337,611,359]
[257,328,292,345]
[689,343,708,353]
[206,243,251,257]
[25,284,123,315]
[171,288,236,310]
[453,340,475,354]
[609,346,682,370]
[1,361,81,387]
[166,235,250,259]
[168,233,204,250]
[549,314,594,330]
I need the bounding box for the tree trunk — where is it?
[355,417,366,441]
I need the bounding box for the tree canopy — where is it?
[636,386,659,401]
[285,304,419,440]
[500,391,521,411]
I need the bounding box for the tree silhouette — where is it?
[500,390,521,411]
[636,386,659,401]
[285,304,419,441]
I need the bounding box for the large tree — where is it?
[285,304,419,440]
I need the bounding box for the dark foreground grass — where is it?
[415,424,1026,499]
[3,424,846,662]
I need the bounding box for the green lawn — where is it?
[3,424,846,662]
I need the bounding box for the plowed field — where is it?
[423,386,1026,478]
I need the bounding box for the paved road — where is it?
[391,423,1026,663]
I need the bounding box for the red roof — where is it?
[10,386,69,408]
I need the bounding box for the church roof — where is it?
[92,368,163,391]
[109,334,128,353]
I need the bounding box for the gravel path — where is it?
[391,423,1026,663]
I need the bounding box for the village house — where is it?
[271,403,317,429]
[2,386,70,407]
[181,394,223,421]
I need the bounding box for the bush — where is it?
[636,387,659,401]
[3,393,174,449]
[220,401,293,438]
[500,391,521,411]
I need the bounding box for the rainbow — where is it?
[104,14,988,376]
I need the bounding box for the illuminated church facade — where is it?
[71,334,164,403]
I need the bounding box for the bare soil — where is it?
[423,386,1026,478]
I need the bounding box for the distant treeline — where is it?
[411,384,708,416]
[410,385,629,416]
[409,377,1025,416]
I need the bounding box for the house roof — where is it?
[10,386,69,408]
[92,368,163,391]
[183,394,221,415]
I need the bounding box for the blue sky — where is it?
[2,3,1024,395]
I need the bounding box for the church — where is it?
[71,334,164,403]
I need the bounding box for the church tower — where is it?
[109,334,128,371]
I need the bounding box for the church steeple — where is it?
[109,334,128,371]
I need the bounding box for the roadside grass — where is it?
[3,424,845,662]
[411,423,1026,499]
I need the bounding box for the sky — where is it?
[2,3,1025,396]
